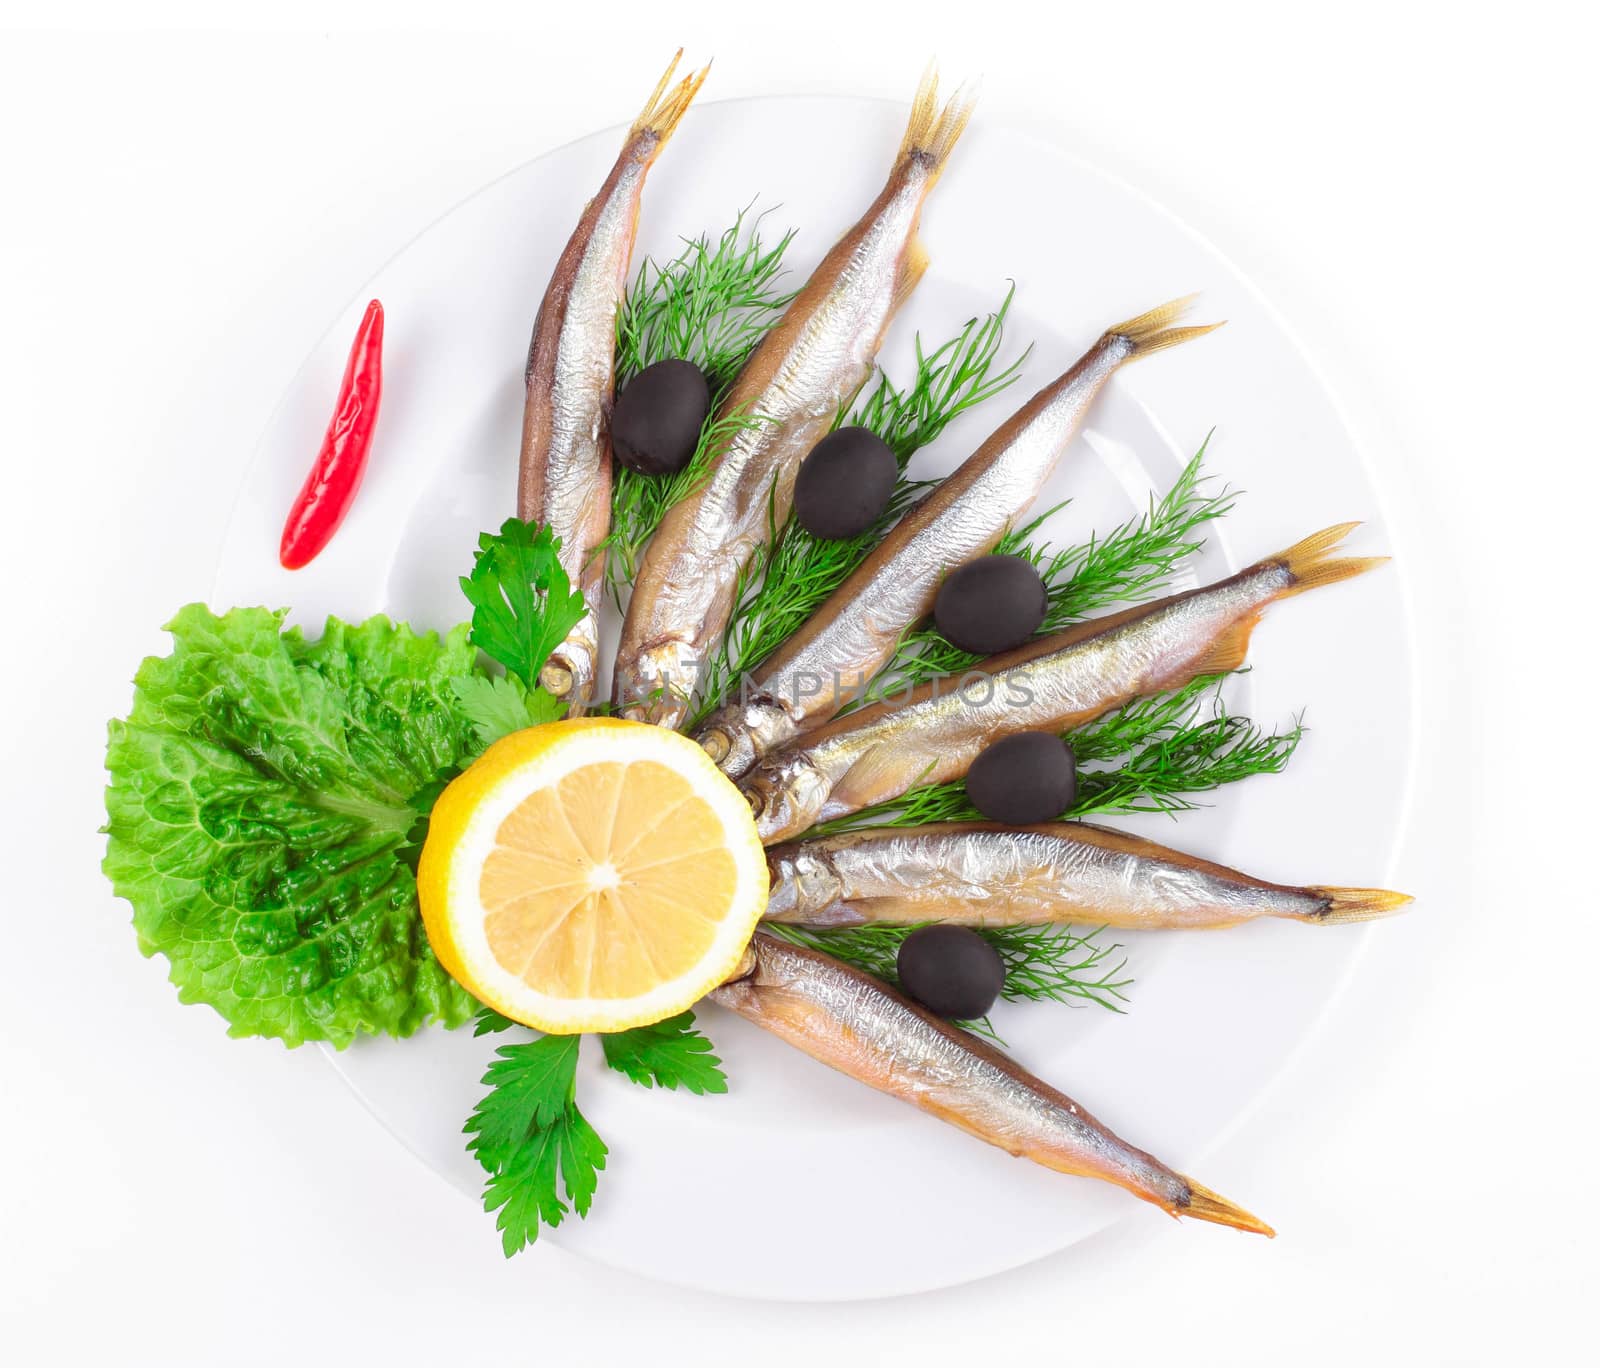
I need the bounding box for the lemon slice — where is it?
[416,717,767,1033]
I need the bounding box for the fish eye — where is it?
[699,729,730,764]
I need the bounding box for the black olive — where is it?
[612,359,711,476]
[896,925,1006,1020]
[934,554,1049,655]
[793,426,898,540]
[966,732,1078,824]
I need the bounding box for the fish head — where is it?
[613,636,701,729]
[539,619,599,712]
[761,841,850,925]
[742,753,834,844]
[696,698,799,780]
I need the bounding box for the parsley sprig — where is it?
[465,1011,727,1256]
[457,518,587,689]
[600,1013,729,1095]
[467,1035,607,1257]
[447,523,733,1256]
[449,519,584,748]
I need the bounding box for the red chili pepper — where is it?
[279,299,385,570]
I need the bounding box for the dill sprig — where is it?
[1017,434,1236,625]
[1069,671,1229,763]
[604,211,796,591]
[766,920,1132,1018]
[684,287,1028,722]
[1072,702,1304,817]
[807,672,1304,836]
[615,207,795,390]
[848,283,1029,460]
[856,440,1235,703]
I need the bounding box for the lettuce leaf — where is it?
[103,604,480,1047]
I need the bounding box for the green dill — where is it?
[1068,671,1229,763]
[605,210,795,591]
[1071,701,1304,818]
[806,672,1304,835]
[856,439,1235,704]
[615,206,795,390]
[766,921,1132,1015]
[1018,434,1235,626]
[847,283,1028,460]
[684,286,1028,722]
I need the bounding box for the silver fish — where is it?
[710,933,1273,1234]
[518,52,707,712]
[742,523,1385,842]
[696,299,1221,777]
[763,821,1412,929]
[612,66,976,728]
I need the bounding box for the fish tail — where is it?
[1179,1178,1276,1236]
[1107,295,1225,360]
[896,61,978,182]
[1306,886,1414,924]
[1173,523,1388,681]
[1270,522,1390,598]
[627,49,710,155]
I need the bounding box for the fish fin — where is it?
[893,236,931,314]
[896,61,978,181]
[1167,606,1267,679]
[797,900,869,930]
[1107,295,1225,361]
[1267,522,1390,598]
[833,741,917,812]
[1179,1178,1276,1236]
[627,49,710,154]
[1306,886,1414,924]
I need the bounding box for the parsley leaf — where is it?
[473,1004,520,1036]
[601,1011,728,1094]
[483,1119,606,1249]
[458,518,587,688]
[465,1034,609,1256]
[450,673,566,753]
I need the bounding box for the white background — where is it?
[1,3,1593,1363]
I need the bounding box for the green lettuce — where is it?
[103,604,481,1047]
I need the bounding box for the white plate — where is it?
[214,93,1414,1301]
